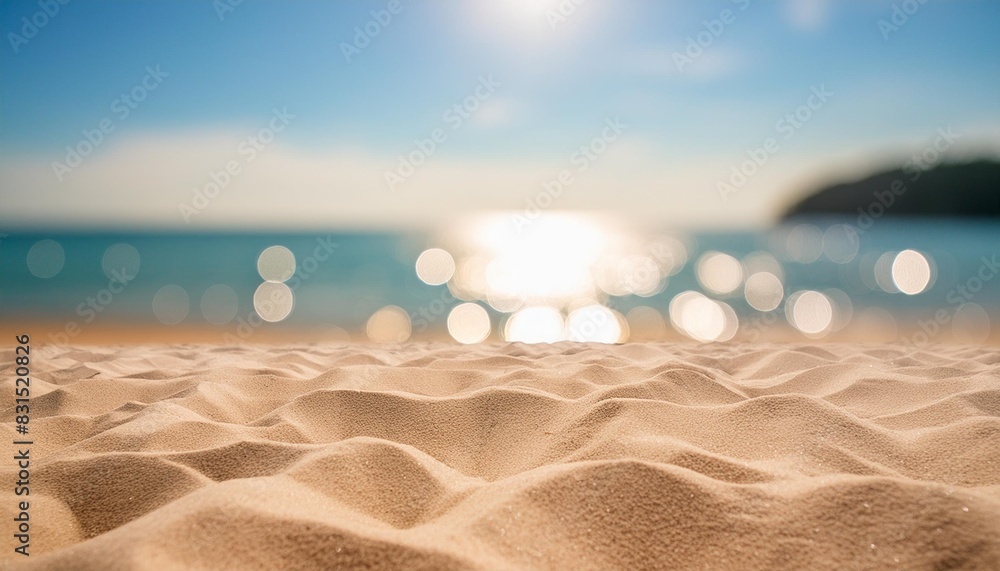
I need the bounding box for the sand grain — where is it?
[3,343,999,570]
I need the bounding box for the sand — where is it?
[3,342,999,570]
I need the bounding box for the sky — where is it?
[1,0,999,231]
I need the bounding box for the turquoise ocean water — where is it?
[0,219,997,343]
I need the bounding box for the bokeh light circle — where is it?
[415,248,456,286]
[200,284,239,325]
[744,272,784,312]
[742,251,784,282]
[874,252,900,293]
[447,303,491,344]
[366,305,412,343]
[822,224,860,264]
[152,285,190,325]
[785,224,824,263]
[647,235,688,276]
[891,249,932,295]
[102,243,141,281]
[504,306,563,344]
[565,304,622,344]
[696,251,743,295]
[787,290,834,336]
[253,281,294,322]
[257,245,296,283]
[27,240,65,279]
[682,296,727,342]
[669,291,734,343]
[617,255,662,296]
[716,301,739,342]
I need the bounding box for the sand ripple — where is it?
[3,343,999,570]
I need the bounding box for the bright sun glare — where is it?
[432,213,674,344]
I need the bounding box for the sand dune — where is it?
[3,343,999,570]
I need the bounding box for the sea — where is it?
[1,218,997,344]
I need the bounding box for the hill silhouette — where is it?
[782,160,1000,220]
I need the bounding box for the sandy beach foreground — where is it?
[3,343,999,570]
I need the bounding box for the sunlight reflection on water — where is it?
[356,212,985,345]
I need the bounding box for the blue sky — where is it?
[2,0,999,229]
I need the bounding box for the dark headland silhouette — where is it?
[782,160,1000,220]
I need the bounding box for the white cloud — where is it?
[0,130,796,231]
[10,124,997,232]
